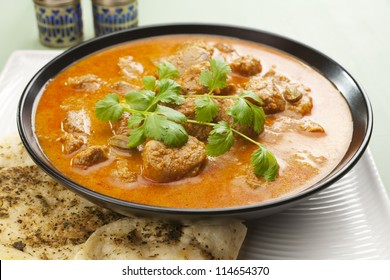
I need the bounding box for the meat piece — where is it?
[269,116,324,133]
[72,146,109,169]
[214,43,236,53]
[264,68,289,82]
[62,109,91,135]
[110,112,131,136]
[287,94,313,116]
[59,133,86,154]
[245,166,267,189]
[165,41,213,74]
[108,135,131,151]
[177,61,210,94]
[246,76,286,114]
[298,119,324,132]
[109,81,138,95]
[118,56,144,80]
[264,69,312,115]
[219,78,238,95]
[282,84,303,103]
[230,55,262,77]
[66,74,103,92]
[110,159,137,183]
[141,136,206,183]
[212,43,239,63]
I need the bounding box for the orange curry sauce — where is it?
[35,35,353,208]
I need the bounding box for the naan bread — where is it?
[0,133,247,260]
[0,133,34,168]
[73,218,247,260]
[0,165,122,259]
[0,244,38,260]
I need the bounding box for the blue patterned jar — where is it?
[92,0,138,36]
[33,0,83,48]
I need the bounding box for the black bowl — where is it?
[17,24,373,220]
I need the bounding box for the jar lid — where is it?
[33,0,80,7]
[92,0,136,6]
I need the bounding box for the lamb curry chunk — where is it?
[34,35,353,208]
[142,136,206,183]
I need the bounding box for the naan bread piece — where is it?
[0,133,247,260]
[0,244,38,260]
[73,217,247,260]
[0,165,122,260]
[0,133,34,168]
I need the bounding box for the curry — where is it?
[34,35,353,208]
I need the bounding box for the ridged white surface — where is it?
[1,51,390,260]
[240,151,390,259]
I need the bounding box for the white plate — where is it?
[1,51,390,260]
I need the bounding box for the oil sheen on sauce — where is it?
[34,35,353,208]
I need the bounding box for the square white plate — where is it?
[1,50,390,259]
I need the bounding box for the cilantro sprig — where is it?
[187,119,279,181]
[200,58,231,94]
[95,59,279,181]
[190,59,265,133]
[205,121,234,156]
[96,63,188,148]
[229,90,265,134]
[194,95,219,123]
[211,122,278,181]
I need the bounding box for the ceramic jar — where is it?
[33,0,83,48]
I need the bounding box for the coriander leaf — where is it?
[249,102,265,134]
[251,147,279,181]
[95,94,123,121]
[195,95,219,123]
[240,90,265,133]
[200,58,231,92]
[156,79,185,105]
[127,125,146,148]
[157,62,180,80]
[229,97,253,127]
[228,91,265,134]
[206,121,234,156]
[155,105,187,123]
[240,90,263,105]
[125,90,155,111]
[199,71,213,90]
[143,114,163,141]
[143,114,188,147]
[142,76,157,91]
[163,122,188,147]
[127,113,145,128]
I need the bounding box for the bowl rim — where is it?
[17,23,373,218]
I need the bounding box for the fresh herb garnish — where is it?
[193,59,265,134]
[125,90,155,111]
[251,146,279,181]
[155,79,184,105]
[95,94,123,121]
[205,121,235,156]
[157,61,180,80]
[200,58,231,94]
[96,93,189,148]
[142,76,157,91]
[95,59,278,181]
[96,70,188,148]
[143,107,188,147]
[228,90,265,134]
[194,95,219,123]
